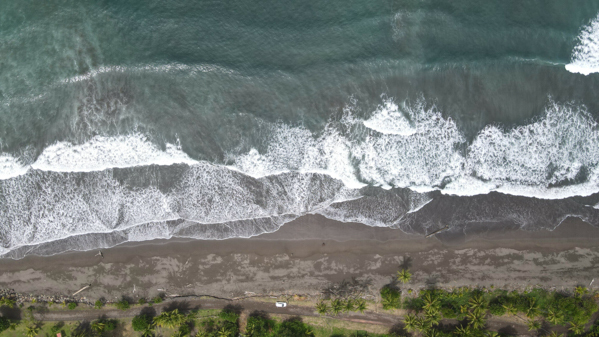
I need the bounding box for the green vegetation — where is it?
[0,298,16,308]
[244,314,315,337]
[397,269,412,284]
[0,318,9,333]
[67,302,77,310]
[115,298,131,311]
[132,314,154,331]
[153,295,163,304]
[94,299,104,309]
[380,286,401,310]
[154,308,186,329]
[400,286,599,336]
[196,307,240,337]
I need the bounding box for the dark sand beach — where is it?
[1,215,598,303]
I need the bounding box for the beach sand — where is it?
[1,215,598,303]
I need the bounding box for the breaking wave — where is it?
[2,97,599,258]
[566,13,599,75]
[235,98,599,199]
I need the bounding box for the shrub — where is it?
[115,299,130,311]
[152,296,163,304]
[138,298,147,305]
[380,286,401,310]
[67,302,77,310]
[94,300,104,309]
[104,319,117,332]
[489,302,506,316]
[441,305,458,319]
[246,315,276,336]
[0,317,9,333]
[275,317,314,337]
[132,314,153,331]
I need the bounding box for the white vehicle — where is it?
[275,301,287,308]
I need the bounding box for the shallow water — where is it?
[1,0,599,258]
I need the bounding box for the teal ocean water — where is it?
[1,0,599,258]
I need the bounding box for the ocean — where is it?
[1,0,599,258]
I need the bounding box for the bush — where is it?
[115,299,130,311]
[489,302,506,316]
[132,314,153,331]
[67,302,77,310]
[276,317,314,337]
[104,319,117,332]
[380,286,401,310]
[49,322,65,335]
[441,305,458,319]
[138,298,147,305]
[246,315,276,336]
[152,296,163,304]
[0,317,10,333]
[94,300,104,309]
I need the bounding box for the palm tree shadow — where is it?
[0,306,21,320]
[389,322,408,336]
[399,256,412,270]
[163,301,191,314]
[222,304,243,315]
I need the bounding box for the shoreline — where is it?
[1,215,599,302]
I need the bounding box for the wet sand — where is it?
[0,215,598,303]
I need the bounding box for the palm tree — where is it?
[546,308,564,325]
[403,314,418,332]
[527,320,541,331]
[424,328,441,337]
[331,299,344,316]
[141,328,155,337]
[344,299,355,312]
[397,269,412,284]
[91,321,105,334]
[217,327,232,337]
[356,299,367,313]
[525,299,539,319]
[422,293,440,312]
[153,309,186,329]
[575,286,588,297]
[454,325,471,336]
[468,294,486,313]
[316,301,329,315]
[25,326,40,337]
[569,322,585,335]
[467,310,486,330]
[502,303,517,316]
[424,310,441,328]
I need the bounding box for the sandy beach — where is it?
[0,214,598,305]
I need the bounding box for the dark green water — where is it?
[1,0,599,258]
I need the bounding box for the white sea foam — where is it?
[357,99,465,189]
[61,63,235,84]
[4,96,599,258]
[31,133,197,172]
[0,154,29,180]
[235,123,366,189]
[466,102,599,192]
[362,99,416,135]
[235,97,599,199]
[566,13,599,75]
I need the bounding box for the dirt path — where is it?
[28,297,535,336]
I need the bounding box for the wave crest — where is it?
[566,13,599,75]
